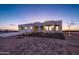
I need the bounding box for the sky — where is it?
[0,4,79,30]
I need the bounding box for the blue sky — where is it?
[0,4,79,30]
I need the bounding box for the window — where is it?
[49,25,54,31]
[30,26,33,29]
[56,26,59,31]
[24,26,33,30]
[44,25,54,31]
[44,26,49,30]
[25,27,28,30]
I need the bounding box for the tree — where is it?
[67,20,75,37]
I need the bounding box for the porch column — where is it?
[38,26,42,32]
[54,25,56,32]
[59,25,62,32]
[48,26,50,32]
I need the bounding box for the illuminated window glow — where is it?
[49,25,54,31]
[44,25,54,31]
[30,26,33,29]
[44,26,49,30]
[56,26,59,31]
[25,27,28,30]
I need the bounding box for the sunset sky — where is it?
[0,4,79,30]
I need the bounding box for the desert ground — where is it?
[0,32,79,55]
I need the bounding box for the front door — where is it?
[33,26,38,32]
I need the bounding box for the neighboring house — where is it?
[18,20,62,33]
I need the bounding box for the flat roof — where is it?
[18,20,62,26]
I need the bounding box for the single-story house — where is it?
[18,20,62,33]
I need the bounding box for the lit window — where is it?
[44,26,49,30]
[25,27,28,30]
[52,25,54,29]
[56,26,59,31]
[49,25,54,31]
[30,26,33,29]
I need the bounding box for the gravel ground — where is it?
[0,32,79,55]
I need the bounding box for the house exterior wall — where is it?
[18,20,62,33]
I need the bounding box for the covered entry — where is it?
[33,26,38,32]
[33,26,44,32]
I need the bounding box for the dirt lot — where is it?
[0,32,79,55]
